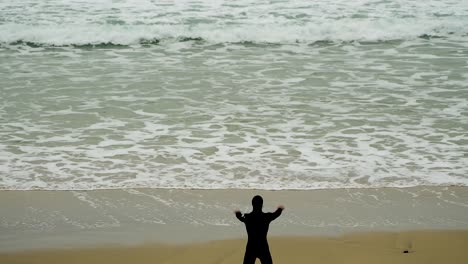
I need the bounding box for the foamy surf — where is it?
[0,19,466,47]
[1,0,468,46]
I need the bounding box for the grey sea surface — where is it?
[1,0,468,190]
[1,39,467,190]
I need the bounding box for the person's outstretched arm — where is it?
[268,205,284,221]
[234,210,245,222]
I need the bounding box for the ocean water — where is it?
[0,0,467,190]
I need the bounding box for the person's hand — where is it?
[277,205,285,210]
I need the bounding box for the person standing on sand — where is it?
[234,195,284,264]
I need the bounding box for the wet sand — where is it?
[1,186,468,264]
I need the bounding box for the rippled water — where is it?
[0,0,467,190]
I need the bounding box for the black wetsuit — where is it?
[236,208,283,264]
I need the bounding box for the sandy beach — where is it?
[1,231,468,264]
[1,187,468,263]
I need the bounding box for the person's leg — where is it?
[244,247,257,264]
[258,252,273,264]
[256,244,273,264]
[243,250,256,264]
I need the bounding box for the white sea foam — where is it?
[1,0,468,45]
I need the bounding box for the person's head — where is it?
[252,195,263,211]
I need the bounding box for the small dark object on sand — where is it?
[403,250,409,253]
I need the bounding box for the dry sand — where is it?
[1,230,468,264]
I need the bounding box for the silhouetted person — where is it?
[235,195,284,264]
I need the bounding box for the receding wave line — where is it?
[0,17,466,48]
[0,34,459,49]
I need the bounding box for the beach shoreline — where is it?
[1,186,468,253]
